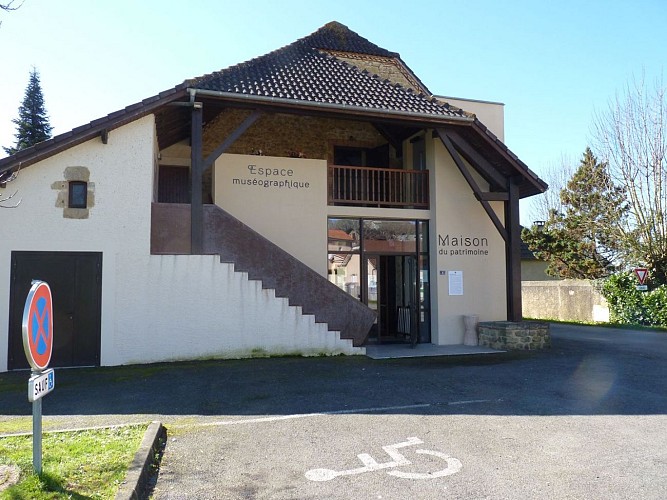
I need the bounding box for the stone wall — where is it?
[478,321,551,350]
[202,109,395,162]
[522,279,609,323]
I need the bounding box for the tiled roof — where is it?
[520,226,538,260]
[189,22,466,119]
[0,22,547,200]
[521,240,537,260]
[298,21,398,58]
[328,229,354,240]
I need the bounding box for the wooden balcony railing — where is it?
[328,165,429,209]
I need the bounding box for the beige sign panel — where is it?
[214,154,329,275]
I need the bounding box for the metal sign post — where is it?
[22,280,55,475]
[33,387,42,473]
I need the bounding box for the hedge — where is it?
[600,272,667,326]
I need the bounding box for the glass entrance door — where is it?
[365,255,380,340]
[327,217,430,345]
[364,254,419,344]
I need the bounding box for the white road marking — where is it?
[305,437,463,481]
[176,399,497,428]
[387,449,462,479]
[305,437,421,481]
[447,399,497,406]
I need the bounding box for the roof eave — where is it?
[188,88,474,126]
[0,87,189,175]
[470,119,548,199]
[0,85,547,201]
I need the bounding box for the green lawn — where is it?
[0,424,146,499]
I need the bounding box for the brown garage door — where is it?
[8,251,102,370]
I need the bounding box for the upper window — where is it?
[68,181,87,208]
[158,166,191,203]
[333,145,390,168]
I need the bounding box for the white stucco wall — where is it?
[0,116,156,372]
[436,96,505,142]
[428,136,507,345]
[0,117,358,372]
[111,254,360,365]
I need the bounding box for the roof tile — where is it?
[189,22,466,118]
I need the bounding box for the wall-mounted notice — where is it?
[448,271,463,296]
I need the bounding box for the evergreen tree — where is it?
[4,67,53,155]
[523,148,627,279]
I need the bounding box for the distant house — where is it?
[520,230,557,281]
[0,22,546,371]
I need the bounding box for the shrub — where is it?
[601,272,667,326]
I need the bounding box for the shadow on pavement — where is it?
[1,325,666,419]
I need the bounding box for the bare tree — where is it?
[592,74,667,282]
[0,1,23,27]
[1,1,23,11]
[0,189,21,208]
[0,165,21,207]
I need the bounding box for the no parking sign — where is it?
[22,280,53,371]
[22,280,55,475]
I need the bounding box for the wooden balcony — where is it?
[328,165,429,209]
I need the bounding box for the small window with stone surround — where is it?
[52,166,95,219]
[68,181,88,208]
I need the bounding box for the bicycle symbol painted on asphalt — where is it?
[305,437,462,481]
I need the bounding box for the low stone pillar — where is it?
[478,321,551,350]
[462,314,479,346]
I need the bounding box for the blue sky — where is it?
[1,0,665,221]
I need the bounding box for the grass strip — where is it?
[0,424,146,499]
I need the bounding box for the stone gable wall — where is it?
[203,109,391,161]
[325,51,426,93]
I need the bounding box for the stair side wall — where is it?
[203,204,376,345]
[106,254,363,366]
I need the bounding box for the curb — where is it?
[115,421,166,500]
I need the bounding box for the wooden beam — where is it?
[442,129,507,189]
[436,129,508,242]
[470,120,547,197]
[203,110,262,171]
[191,102,204,254]
[506,177,522,321]
[476,192,509,201]
[372,122,410,156]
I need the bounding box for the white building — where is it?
[0,22,546,371]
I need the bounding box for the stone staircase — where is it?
[202,205,375,346]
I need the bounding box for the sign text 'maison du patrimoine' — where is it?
[438,234,489,256]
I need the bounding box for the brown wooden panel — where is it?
[8,252,102,370]
[151,203,192,254]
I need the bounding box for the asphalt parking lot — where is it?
[1,323,666,499]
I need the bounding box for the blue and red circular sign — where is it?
[22,281,53,371]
